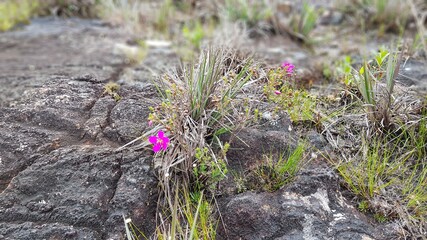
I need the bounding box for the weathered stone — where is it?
[217,167,392,240]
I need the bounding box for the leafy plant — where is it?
[336,55,353,85]
[193,146,229,191]
[264,66,316,122]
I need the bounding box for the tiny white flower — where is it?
[165,172,170,178]
[288,125,292,132]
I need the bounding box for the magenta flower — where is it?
[274,90,281,95]
[281,61,295,75]
[148,130,169,152]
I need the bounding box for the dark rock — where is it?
[225,113,297,172]
[0,17,161,239]
[217,167,391,240]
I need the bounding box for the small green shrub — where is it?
[264,66,316,122]
[193,146,229,191]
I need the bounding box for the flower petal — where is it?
[153,144,161,152]
[158,130,164,138]
[148,136,157,144]
[162,135,170,143]
[162,141,169,150]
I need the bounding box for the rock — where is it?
[224,112,296,172]
[217,167,394,240]
[0,77,158,239]
[0,17,160,239]
[319,10,345,25]
[396,58,427,90]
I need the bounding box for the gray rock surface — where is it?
[0,18,160,239]
[217,167,394,240]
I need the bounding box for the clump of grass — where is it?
[336,125,427,235]
[323,51,426,236]
[249,142,307,192]
[337,135,408,200]
[408,0,427,57]
[335,0,410,33]
[222,0,272,28]
[351,47,400,130]
[119,48,261,239]
[154,0,175,35]
[154,187,218,240]
[182,20,205,50]
[0,0,39,32]
[98,0,147,34]
[289,2,318,44]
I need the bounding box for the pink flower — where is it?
[274,90,281,95]
[148,120,153,127]
[148,130,169,152]
[281,61,295,75]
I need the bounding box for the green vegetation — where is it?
[142,48,260,239]
[154,0,175,35]
[323,44,427,235]
[103,82,122,101]
[223,0,272,28]
[336,0,410,32]
[251,143,307,192]
[182,21,205,50]
[290,2,318,43]
[351,47,400,129]
[0,0,39,32]
[264,67,316,122]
